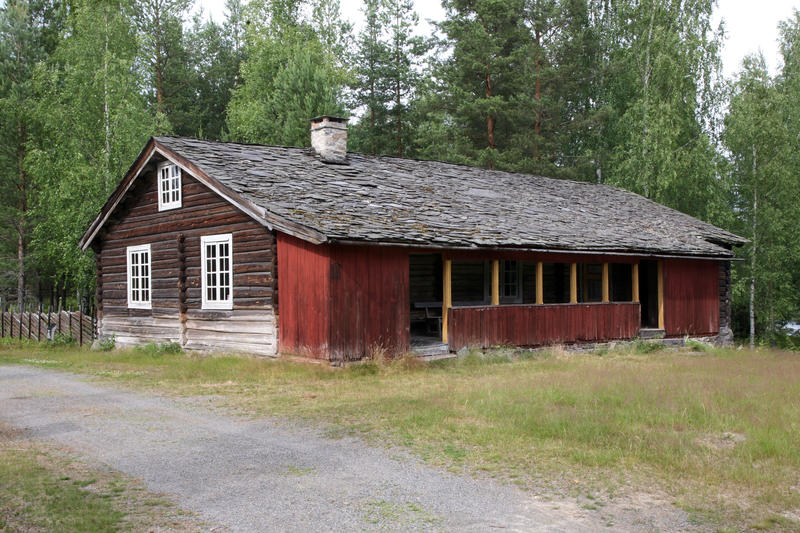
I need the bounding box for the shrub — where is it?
[96,335,116,352]
[51,333,77,347]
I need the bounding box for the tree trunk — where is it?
[750,145,757,350]
[486,73,495,169]
[16,121,26,306]
[103,6,111,194]
[641,8,656,198]
[396,78,402,157]
[534,25,542,163]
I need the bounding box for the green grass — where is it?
[2,341,799,530]
[0,422,198,532]
[0,448,124,532]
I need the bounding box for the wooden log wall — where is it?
[96,162,277,355]
[447,302,640,351]
[662,258,720,337]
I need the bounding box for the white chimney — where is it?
[310,116,348,162]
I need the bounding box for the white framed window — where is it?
[157,161,182,211]
[201,234,233,310]
[127,244,152,309]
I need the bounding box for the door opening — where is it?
[639,260,659,328]
[409,254,444,351]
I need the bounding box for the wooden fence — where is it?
[0,306,97,346]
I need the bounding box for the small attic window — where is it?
[157,161,181,211]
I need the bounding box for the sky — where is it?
[196,0,799,79]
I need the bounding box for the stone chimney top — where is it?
[310,116,348,163]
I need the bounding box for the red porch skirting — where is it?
[447,302,641,351]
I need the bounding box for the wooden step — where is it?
[639,328,665,340]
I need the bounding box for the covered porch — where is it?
[409,252,665,352]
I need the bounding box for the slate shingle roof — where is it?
[155,136,746,258]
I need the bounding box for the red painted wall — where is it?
[447,303,641,351]
[663,259,719,336]
[277,236,409,360]
[276,233,331,358]
[329,245,409,361]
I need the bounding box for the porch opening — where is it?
[639,260,659,328]
[409,254,444,352]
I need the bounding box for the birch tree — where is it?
[26,0,157,293]
[723,55,794,346]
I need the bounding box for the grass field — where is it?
[1,339,799,531]
[0,421,199,532]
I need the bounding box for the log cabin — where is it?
[79,116,746,361]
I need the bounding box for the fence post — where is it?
[46,306,51,341]
[18,304,22,340]
[79,307,83,346]
[37,303,41,341]
[27,307,32,341]
[1,304,4,338]
[57,308,61,337]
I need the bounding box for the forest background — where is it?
[1,0,798,346]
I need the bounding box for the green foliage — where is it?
[51,332,77,347]
[685,338,711,352]
[133,342,182,356]
[26,0,158,292]
[226,0,349,146]
[724,49,800,344]
[96,335,116,352]
[349,0,429,156]
[632,339,666,354]
[226,29,346,146]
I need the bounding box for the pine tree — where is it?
[350,0,391,155]
[184,12,243,139]
[350,0,427,156]
[437,0,530,169]
[133,0,194,133]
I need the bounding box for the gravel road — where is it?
[0,365,698,532]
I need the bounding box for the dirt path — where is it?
[0,365,699,532]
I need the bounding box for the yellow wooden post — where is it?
[632,263,640,303]
[442,257,452,343]
[570,263,578,303]
[535,262,544,304]
[602,263,610,303]
[657,260,664,329]
[491,259,500,306]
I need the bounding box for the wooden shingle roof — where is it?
[82,136,747,257]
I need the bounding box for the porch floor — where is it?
[410,335,451,358]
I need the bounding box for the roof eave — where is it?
[327,238,738,260]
